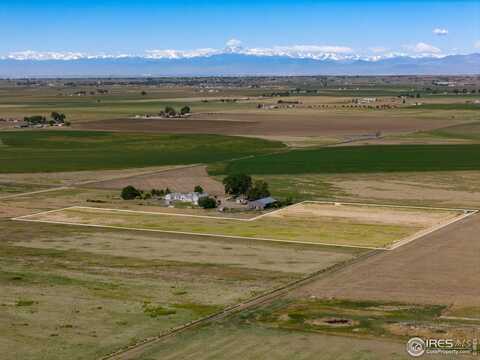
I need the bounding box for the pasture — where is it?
[14,202,464,249]
[0,216,359,360]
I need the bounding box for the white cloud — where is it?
[404,42,442,55]
[475,40,480,49]
[433,28,449,36]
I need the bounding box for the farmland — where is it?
[0,131,284,173]
[211,144,480,175]
[2,76,480,359]
[14,202,464,249]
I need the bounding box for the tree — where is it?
[223,174,252,196]
[121,185,142,200]
[194,185,204,193]
[180,105,191,115]
[51,112,66,123]
[24,115,46,125]
[198,196,217,209]
[164,106,176,117]
[141,91,147,96]
[247,180,270,201]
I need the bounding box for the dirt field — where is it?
[77,111,463,139]
[88,165,225,196]
[292,213,480,307]
[0,165,182,187]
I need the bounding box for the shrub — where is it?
[198,196,217,209]
[194,185,204,193]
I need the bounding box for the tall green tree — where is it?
[247,180,270,201]
[223,174,252,196]
[180,105,191,115]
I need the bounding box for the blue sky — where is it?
[1,0,479,58]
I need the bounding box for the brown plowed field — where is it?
[77,112,459,137]
[292,214,480,306]
[86,165,225,196]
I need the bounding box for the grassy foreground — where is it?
[0,131,284,173]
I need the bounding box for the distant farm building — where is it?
[165,192,208,205]
[248,197,278,210]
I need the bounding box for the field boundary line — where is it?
[12,216,385,250]
[303,200,478,213]
[12,199,474,251]
[0,186,71,200]
[71,206,254,222]
[440,316,480,322]
[11,206,78,220]
[248,201,305,221]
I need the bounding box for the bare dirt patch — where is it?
[87,165,224,196]
[77,111,461,138]
[0,166,181,187]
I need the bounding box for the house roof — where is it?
[252,197,277,205]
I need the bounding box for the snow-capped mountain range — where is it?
[1,45,479,77]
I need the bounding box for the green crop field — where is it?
[422,122,480,141]
[0,131,284,173]
[408,103,480,111]
[210,144,480,175]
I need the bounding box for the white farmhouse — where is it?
[164,192,208,205]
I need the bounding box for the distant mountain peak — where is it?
[0,52,478,77]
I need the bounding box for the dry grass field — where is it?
[0,215,361,360]
[14,202,464,249]
[259,170,480,208]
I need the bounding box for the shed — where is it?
[248,197,277,210]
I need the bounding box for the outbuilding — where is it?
[248,197,278,210]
